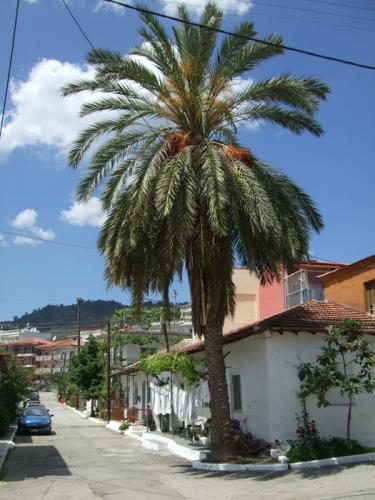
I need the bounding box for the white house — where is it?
[116,301,375,446]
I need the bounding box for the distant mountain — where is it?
[8,300,125,331]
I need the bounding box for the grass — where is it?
[286,438,375,463]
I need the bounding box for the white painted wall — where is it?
[120,332,375,446]
[224,335,271,440]
[234,331,375,446]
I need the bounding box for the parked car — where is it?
[18,406,53,435]
[29,391,40,401]
[23,400,44,409]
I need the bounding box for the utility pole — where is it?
[62,351,67,374]
[106,320,111,422]
[76,297,82,353]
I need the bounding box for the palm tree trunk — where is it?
[204,316,234,458]
[186,240,234,459]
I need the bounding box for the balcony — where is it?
[285,270,324,309]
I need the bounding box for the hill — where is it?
[10,300,125,331]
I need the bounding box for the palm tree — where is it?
[62,2,329,458]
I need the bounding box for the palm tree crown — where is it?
[63,2,329,457]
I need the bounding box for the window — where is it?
[231,374,242,412]
[365,280,375,315]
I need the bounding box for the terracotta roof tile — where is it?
[117,302,375,370]
[42,338,81,349]
[294,260,347,272]
[319,254,375,282]
[3,336,50,347]
[174,301,375,354]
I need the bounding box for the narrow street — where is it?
[1,393,375,500]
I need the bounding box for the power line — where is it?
[60,0,156,134]
[156,0,375,32]
[0,230,95,250]
[255,0,375,24]
[0,0,20,145]
[61,0,96,52]
[103,0,375,71]
[303,0,375,14]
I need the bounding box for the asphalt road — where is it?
[1,392,375,499]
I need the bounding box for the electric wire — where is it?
[254,0,375,24]
[156,0,375,32]
[102,0,375,71]
[158,0,375,22]
[303,0,375,14]
[0,0,20,145]
[0,230,95,250]
[60,0,156,133]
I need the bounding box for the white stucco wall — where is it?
[222,331,375,446]
[224,334,271,441]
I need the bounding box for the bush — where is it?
[0,404,12,437]
[287,437,374,463]
[0,354,30,436]
[119,422,130,432]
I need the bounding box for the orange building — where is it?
[319,254,375,314]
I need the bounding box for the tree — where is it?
[298,320,375,447]
[67,336,104,416]
[62,3,328,457]
[0,354,30,435]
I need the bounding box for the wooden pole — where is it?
[106,320,111,422]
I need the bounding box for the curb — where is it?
[0,425,18,473]
[290,452,375,470]
[105,421,122,433]
[192,460,289,472]
[62,403,105,425]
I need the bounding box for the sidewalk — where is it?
[0,425,17,474]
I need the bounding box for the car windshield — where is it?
[24,407,48,416]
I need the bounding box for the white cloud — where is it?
[1,59,97,154]
[11,208,55,245]
[60,197,106,227]
[93,0,126,14]
[1,55,160,156]
[158,0,253,16]
[0,234,9,247]
[11,208,37,229]
[31,226,56,240]
[14,235,41,246]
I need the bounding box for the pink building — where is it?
[258,261,347,319]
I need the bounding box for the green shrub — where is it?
[119,422,130,432]
[287,437,374,463]
[0,404,12,437]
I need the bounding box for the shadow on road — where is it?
[2,445,71,482]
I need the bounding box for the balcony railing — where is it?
[285,285,324,309]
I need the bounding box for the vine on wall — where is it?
[140,352,206,387]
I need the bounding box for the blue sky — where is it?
[0,0,374,321]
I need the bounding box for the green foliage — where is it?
[298,320,375,445]
[287,438,374,463]
[140,352,206,387]
[119,421,130,432]
[9,300,123,331]
[112,304,181,329]
[66,335,104,400]
[0,354,31,436]
[111,333,159,348]
[294,402,321,455]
